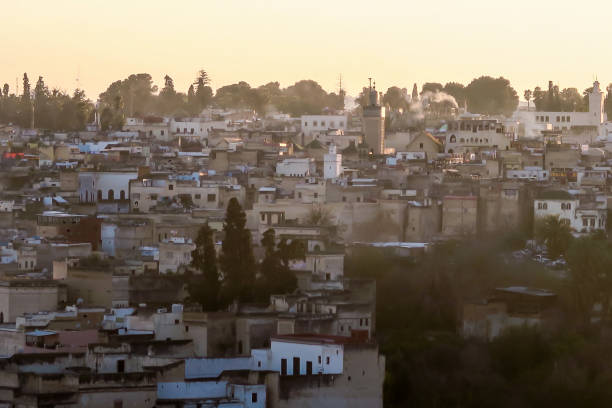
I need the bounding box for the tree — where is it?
[19,73,32,127]
[33,76,50,128]
[421,82,443,94]
[566,234,612,325]
[195,69,213,111]
[443,82,466,107]
[219,198,256,303]
[257,229,303,300]
[559,88,585,112]
[535,215,573,259]
[188,225,221,311]
[383,86,408,111]
[465,76,519,116]
[99,73,157,117]
[159,74,184,114]
[524,89,532,110]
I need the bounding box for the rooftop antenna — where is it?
[368,77,372,90]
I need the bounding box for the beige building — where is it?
[158,238,196,274]
[441,195,478,236]
[0,280,59,323]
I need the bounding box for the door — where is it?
[281,358,287,376]
[306,361,313,375]
[293,357,300,376]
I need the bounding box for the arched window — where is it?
[120,190,126,200]
[108,189,114,200]
[449,135,456,143]
[97,190,103,201]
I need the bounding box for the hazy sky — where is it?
[2,0,610,100]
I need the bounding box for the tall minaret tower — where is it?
[589,80,605,124]
[362,79,385,155]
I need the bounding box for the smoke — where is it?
[408,91,458,120]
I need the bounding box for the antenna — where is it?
[368,77,372,89]
[338,74,343,95]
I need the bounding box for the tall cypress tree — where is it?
[257,229,301,301]
[219,198,256,303]
[188,225,221,311]
[20,73,32,128]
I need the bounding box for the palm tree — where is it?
[524,89,532,110]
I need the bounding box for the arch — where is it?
[449,134,456,143]
[108,189,115,200]
[97,190,103,201]
[120,190,126,200]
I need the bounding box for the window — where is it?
[365,318,369,326]
[449,135,456,143]
[298,192,302,198]
[314,121,318,126]
[113,400,123,408]
[360,318,363,326]
[252,393,258,403]
[174,319,180,325]
[342,196,346,202]
[183,127,187,133]
[151,194,158,200]
[314,193,318,199]
[326,356,330,365]
[261,214,265,221]
[168,184,174,190]
[304,122,308,127]
[339,121,344,127]
[190,128,194,134]
[419,142,424,149]
[546,116,549,122]
[117,360,125,373]
[321,121,326,126]
[185,325,189,332]
[583,219,588,227]
[195,194,201,199]
[207,194,216,202]
[318,356,322,364]
[556,116,560,122]
[161,130,164,136]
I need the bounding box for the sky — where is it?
[1,0,611,100]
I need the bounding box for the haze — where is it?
[2,0,611,97]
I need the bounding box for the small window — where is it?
[161,130,164,136]
[252,393,258,403]
[174,319,180,325]
[326,356,330,365]
[314,193,318,199]
[185,325,189,332]
[207,194,216,202]
[195,194,201,199]
[419,142,424,149]
[168,185,174,191]
[318,356,322,364]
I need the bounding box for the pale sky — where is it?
[1,0,610,100]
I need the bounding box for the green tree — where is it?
[195,69,213,111]
[219,198,256,303]
[421,82,443,94]
[33,76,50,128]
[465,76,519,116]
[524,89,532,110]
[566,234,612,325]
[19,73,32,128]
[443,82,466,107]
[257,229,303,300]
[383,86,408,111]
[188,225,221,311]
[99,73,157,117]
[535,215,573,259]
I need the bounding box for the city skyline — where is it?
[2,0,611,100]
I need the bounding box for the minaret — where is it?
[324,144,342,179]
[588,80,605,124]
[362,79,385,155]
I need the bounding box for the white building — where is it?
[301,115,349,142]
[79,171,138,203]
[276,158,315,177]
[533,191,607,233]
[445,115,515,154]
[323,145,342,179]
[515,81,606,139]
[252,335,343,376]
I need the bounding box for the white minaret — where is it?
[589,80,605,124]
[323,144,342,179]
